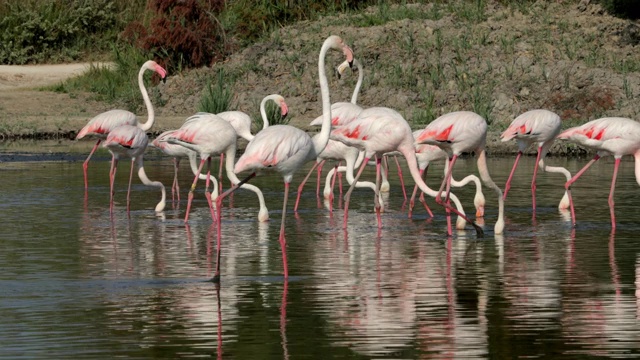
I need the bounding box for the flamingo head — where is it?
[144,60,168,82]
[474,192,486,218]
[326,35,354,68]
[258,207,269,222]
[558,191,570,210]
[277,96,289,119]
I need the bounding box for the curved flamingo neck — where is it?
[477,149,504,234]
[350,59,363,104]
[224,143,269,220]
[260,95,277,130]
[137,64,156,132]
[135,156,166,212]
[311,39,334,159]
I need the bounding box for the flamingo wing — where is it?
[309,102,363,127]
[77,109,137,139]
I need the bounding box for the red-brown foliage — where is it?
[123,0,228,70]
[544,86,617,122]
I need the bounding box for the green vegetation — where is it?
[198,69,235,114]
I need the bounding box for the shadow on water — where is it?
[1,143,640,358]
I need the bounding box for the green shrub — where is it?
[0,0,126,64]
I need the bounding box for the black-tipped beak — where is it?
[162,76,167,84]
[335,68,342,80]
[348,60,354,69]
[282,111,288,119]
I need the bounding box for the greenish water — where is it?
[1,143,639,359]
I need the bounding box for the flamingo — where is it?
[76,60,167,191]
[557,117,640,230]
[415,111,504,235]
[297,59,365,204]
[330,107,483,236]
[102,125,166,213]
[165,113,269,222]
[151,130,219,203]
[408,131,485,220]
[215,94,288,182]
[501,109,571,211]
[214,35,355,279]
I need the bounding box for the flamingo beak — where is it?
[281,101,289,119]
[343,45,354,68]
[475,206,485,218]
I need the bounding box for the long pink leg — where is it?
[126,158,135,213]
[408,183,419,218]
[294,161,321,212]
[218,153,224,192]
[434,155,479,236]
[185,158,207,223]
[280,182,291,278]
[565,154,600,227]
[337,161,343,198]
[609,158,621,231]
[109,157,118,213]
[83,140,101,191]
[374,156,383,229]
[531,148,543,212]
[343,156,371,229]
[393,155,407,201]
[316,160,325,198]
[172,158,181,203]
[503,151,522,200]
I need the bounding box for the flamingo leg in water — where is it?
[503,151,522,200]
[316,160,325,198]
[109,157,119,213]
[374,156,383,229]
[531,148,543,212]
[609,158,621,232]
[565,154,600,227]
[218,153,224,192]
[280,182,290,279]
[126,157,135,213]
[83,140,101,191]
[185,158,207,223]
[294,160,320,212]
[419,166,434,217]
[172,158,181,203]
[343,156,371,229]
[393,155,407,202]
[337,161,343,198]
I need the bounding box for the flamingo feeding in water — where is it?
[151,130,219,204]
[165,113,269,223]
[331,107,482,236]
[408,131,485,220]
[102,125,166,213]
[76,60,167,192]
[415,111,504,235]
[214,35,355,279]
[557,117,640,231]
[501,109,571,212]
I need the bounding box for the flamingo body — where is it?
[558,117,640,230]
[500,109,571,211]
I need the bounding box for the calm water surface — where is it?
[1,141,639,359]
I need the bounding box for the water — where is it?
[1,141,640,359]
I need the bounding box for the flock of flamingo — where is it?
[76,35,640,279]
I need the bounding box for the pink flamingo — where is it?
[215,35,354,279]
[76,60,167,191]
[166,113,269,223]
[102,125,166,213]
[331,107,482,236]
[408,130,485,220]
[415,111,504,235]
[557,117,640,230]
[501,109,571,211]
[151,130,218,203]
[297,59,365,204]
[215,94,289,182]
